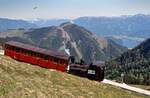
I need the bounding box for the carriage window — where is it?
[16,48,20,52]
[60,60,64,64]
[20,48,23,53]
[36,52,39,57]
[54,58,58,63]
[13,47,16,51]
[30,51,33,56]
[59,60,62,64]
[10,46,12,50]
[49,57,53,61]
[23,49,27,55]
[21,49,25,54]
[9,46,14,51]
[27,50,30,55]
[12,47,15,51]
[27,50,29,55]
[44,55,49,60]
[39,54,43,58]
[37,53,40,57]
[32,52,36,57]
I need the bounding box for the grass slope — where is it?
[0,55,149,98]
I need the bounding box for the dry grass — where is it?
[0,55,149,98]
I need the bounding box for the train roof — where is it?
[5,41,69,60]
[92,61,105,67]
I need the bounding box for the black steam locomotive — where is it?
[68,56,105,81]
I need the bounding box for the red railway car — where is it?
[4,41,70,72]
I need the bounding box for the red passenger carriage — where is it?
[4,41,69,72]
[4,41,105,81]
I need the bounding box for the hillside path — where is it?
[102,79,150,96]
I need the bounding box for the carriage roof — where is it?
[5,41,69,60]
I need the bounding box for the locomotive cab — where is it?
[87,61,105,81]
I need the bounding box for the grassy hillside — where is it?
[0,55,149,98]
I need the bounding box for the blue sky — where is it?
[0,0,150,19]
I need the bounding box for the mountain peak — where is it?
[60,22,75,28]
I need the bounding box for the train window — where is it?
[21,49,25,54]
[27,50,30,55]
[62,60,65,64]
[33,52,36,57]
[26,50,29,55]
[32,52,36,57]
[29,52,32,56]
[37,53,40,58]
[49,57,53,62]
[16,48,20,52]
[19,48,22,53]
[33,52,35,56]
[60,60,63,64]
[54,58,58,63]
[36,52,39,57]
[48,57,51,61]
[23,49,27,55]
[61,60,64,64]
[59,60,62,64]
[10,46,12,50]
[57,60,60,64]
[7,46,10,50]
[20,48,23,53]
[30,51,32,56]
[13,47,15,51]
[59,60,61,64]
[12,47,14,51]
[44,55,49,60]
[14,47,16,51]
[39,54,43,58]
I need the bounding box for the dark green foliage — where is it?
[106,38,150,85]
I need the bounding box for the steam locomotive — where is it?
[4,41,105,81]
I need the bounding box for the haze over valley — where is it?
[1,14,150,48]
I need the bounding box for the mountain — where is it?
[97,37,127,58]
[0,18,37,31]
[1,14,149,48]
[29,19,69,27]
[106,38,150,85]
[24,22,127,63]
[74,14,150,48]
[0,55,148,98]
[1,23,127,63]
